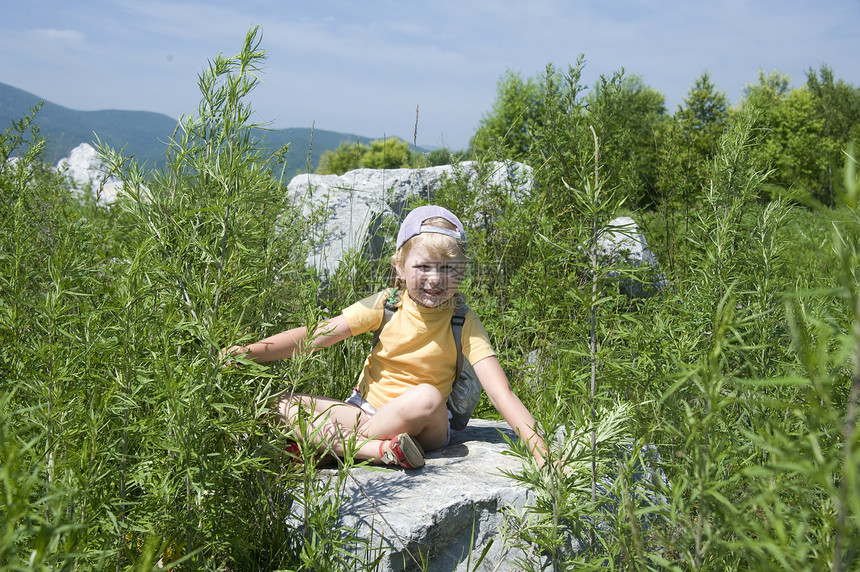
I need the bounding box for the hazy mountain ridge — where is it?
[0,81,407,175]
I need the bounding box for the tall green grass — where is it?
[0,28,383,570]
[499,110,858,571]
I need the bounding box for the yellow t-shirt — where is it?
[342,290,496,410]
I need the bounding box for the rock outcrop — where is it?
[56,143,122,203]
[318,419,666,571]
[597,216,658,266]
[598,216,667,297]
[329,420,534,571]
[286,162,532,274]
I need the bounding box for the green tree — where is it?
[676,71,730,160]
[470,69,544,160]
[361,138,411,169]
[316,137,416,174]
[317,140,368,174]
[743,80,827,201]
[741,66,860,205]
[586,73,668,207]
[674,72,730,205]
[805,65,860,206]
[424,147,464,166]
[744,68,791,107]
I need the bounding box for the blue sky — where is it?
[2,0,858,150]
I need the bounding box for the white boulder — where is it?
[287,162,532,274]
[56,143,122,203]
[597,216,658,266]
[315,419,665,570]
[597,216,666,297]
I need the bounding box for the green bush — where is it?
[0,28,377,570]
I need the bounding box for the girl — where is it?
[223,205,546,468]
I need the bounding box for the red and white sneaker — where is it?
[379,433,425,469]
[285,439,304,462]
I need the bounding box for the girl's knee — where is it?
[413,383,445,406]
[276,393,314,423]
[276,395,293,420]
[404,384,447,419]
[410,385,449,450]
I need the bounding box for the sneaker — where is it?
[285,439,304,462]
[380,433,425,469]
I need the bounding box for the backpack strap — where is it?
[450,301,468,380]
[372,289,399,348]
[372,300,398,348]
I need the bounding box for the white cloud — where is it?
[31,28,86,44]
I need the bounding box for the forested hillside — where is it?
[2,28,859,570]
[0,81,400,175]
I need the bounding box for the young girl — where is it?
[223,205,546,469]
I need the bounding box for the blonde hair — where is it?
[390,216,467,290]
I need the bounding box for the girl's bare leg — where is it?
[361,384,449,452]
[277,394,381,461]
[277,384,449,463]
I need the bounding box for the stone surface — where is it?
[287,162,532,274]
[312,418,667,571]
[598,216,666,297]
[597,216,657,266]
[326,419,535,571]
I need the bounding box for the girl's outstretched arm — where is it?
[472,356,547,465]
[222,313,353,364]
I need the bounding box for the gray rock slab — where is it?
[326,419,536,571]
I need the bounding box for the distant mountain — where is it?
[0,81,405,176]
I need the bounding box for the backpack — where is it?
[371,291,481,431]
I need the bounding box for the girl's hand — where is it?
[219,345,249,369]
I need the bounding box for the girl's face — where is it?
[396,239,465,308]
